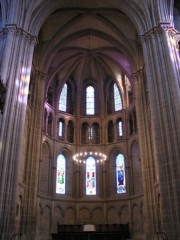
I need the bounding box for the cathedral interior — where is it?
[0,1,180,240]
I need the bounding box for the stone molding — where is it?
[132,69,144,81]
[140,23,177,41]
[0,24,38,45]
[34,69,48,81]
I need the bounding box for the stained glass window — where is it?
[118,120,123,136]
[56,154,66,194]
[116,153,126,193]
[59,121,63,137]
[59,83,67,111]
[86,86,95,115]
[88,126,93,140]
[86,157,96,195]
[114,83,122,111]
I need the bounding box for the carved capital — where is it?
[141,23,175,42]
[21,30,30,40]
[6,25,17,36]
[0,30,6,39]
[15,29,22,37]
[158,23,171,32]
[0,25,38,46]
[35,70,48,81]
[29,35,38,46]
[132,69,144,82]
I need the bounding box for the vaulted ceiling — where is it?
[34,0,179,93]
[36,2,141,92]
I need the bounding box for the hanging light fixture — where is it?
[72,9,107,165]
[72,151,107,164]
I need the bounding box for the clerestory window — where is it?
[86,157,96,195]
[56,154,66,194]
[59,83,67,112]
[116,153,126,193]
[59,120,63,137]
[117,119,123,137]
[114,83,122,111]
[86,86,95,115]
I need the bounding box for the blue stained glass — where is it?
[86,86,95,115]
[59,83,67,111]
[116,154,126,193]
[56,154,66,194]
[114,83,122,111]
[86,157,96,195]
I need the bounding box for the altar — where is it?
[51,224,130,240]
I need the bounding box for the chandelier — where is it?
[73,151,107,164]
[71,11,107,165]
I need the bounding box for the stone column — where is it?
[22,70,47,240]
[0,25,37,240]
[113,120,117,142]
[140,24,180,239]
[75,166,80,199]
[102,166,107,198]
[76,116,80,144]
[133,69,158,239]
[128,155,133,196]
[64,119,67,142]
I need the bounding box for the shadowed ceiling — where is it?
[37,1,141,92]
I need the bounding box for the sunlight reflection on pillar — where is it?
[17,67,31,103]
[167,33,176,62]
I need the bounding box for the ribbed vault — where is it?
[35,4,142,95]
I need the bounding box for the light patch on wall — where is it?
[167,34,176,62]
[17,67,31,103]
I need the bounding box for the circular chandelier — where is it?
[73,151,107,164]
